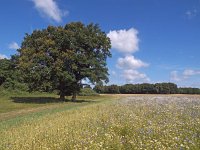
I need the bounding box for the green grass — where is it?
[0,89,100,114]
[0,90,90,129]
[0,93,200,149]
[0,90,116,129]
[0,90,56,113]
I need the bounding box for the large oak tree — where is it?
[18,22,111,101]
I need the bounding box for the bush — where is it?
[78,88,99,96]
[1,78,28,91]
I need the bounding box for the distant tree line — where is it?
[178,87,200,94]
[93,83,200,94]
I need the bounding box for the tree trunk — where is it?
[60,92,65,101]
[59,81,66,101]
[71,92,77,102]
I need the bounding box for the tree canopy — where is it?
[93,83,199,94]
[18,22,111,100]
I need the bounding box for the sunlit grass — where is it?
[0,90,58,113]
[0,95,200,149]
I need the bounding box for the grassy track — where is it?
[0,94,200,149]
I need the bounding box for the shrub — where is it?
[78,88,99,96]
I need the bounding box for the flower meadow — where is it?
[0,95,200,149]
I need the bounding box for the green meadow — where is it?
[0,92,199,150]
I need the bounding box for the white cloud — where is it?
[0,54,8,59]
[117,55,149,69]
[170,69,200,82]
[170,71,181,82]
[122,69,150,83]
[9,42,20,50]
[110,70,116,76]
[183,69,200,78]
[107,28,139,53]
[32,0,68,22]
[190,82,200,88]
[108,27,150,83]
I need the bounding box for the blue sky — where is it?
[0,0,200,87]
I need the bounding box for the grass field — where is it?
[0,93,200,149]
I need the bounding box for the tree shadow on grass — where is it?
[11,97,93,104]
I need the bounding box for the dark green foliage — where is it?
[2,78,28,91]
[106,84,120,94]
[94,82,200,94]
[93,85,105,93]
[18,22,111,100]
[155,83,178,94]
[178,87,200,94]
[94,84,119,94]
[139,83,157,94]
[78,88,98,96]
[0,58,28,91]
[119,84,136,94]
[0,59,12,86]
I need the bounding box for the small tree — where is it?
[0,56,27,90]
[0,58,11,86]
[18,22,111,101]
